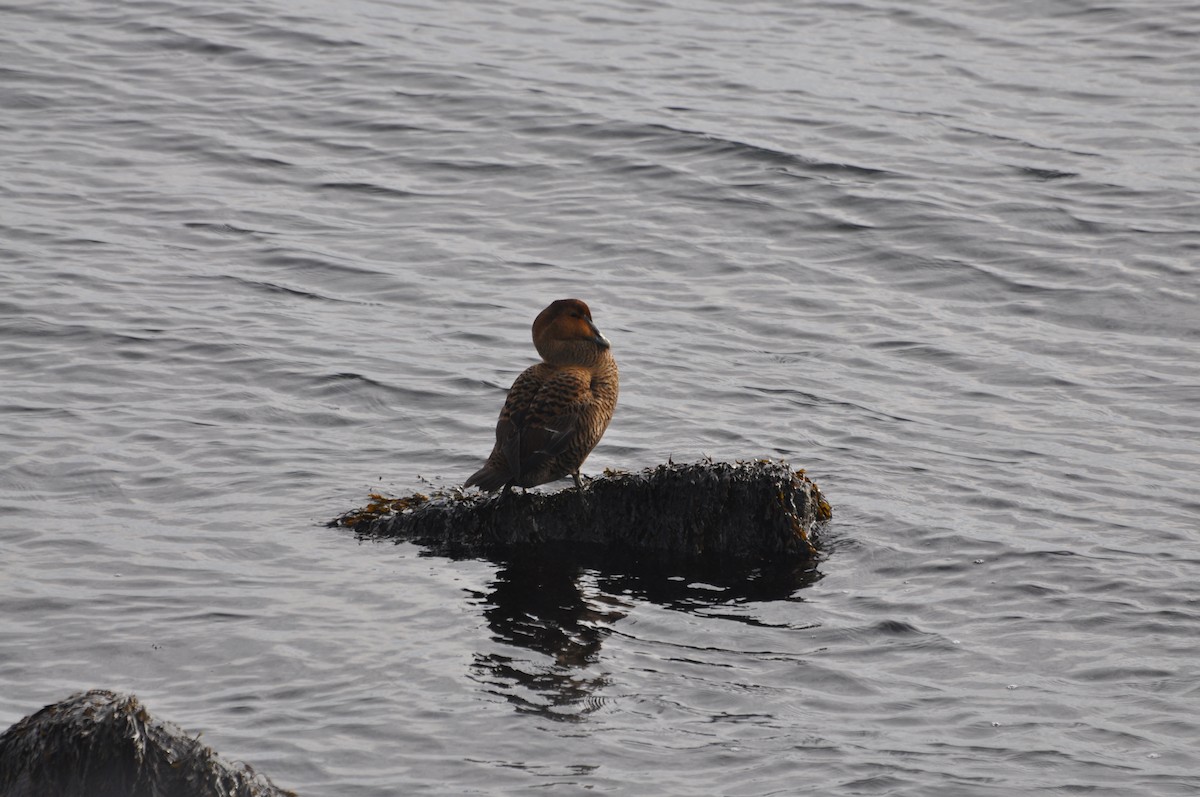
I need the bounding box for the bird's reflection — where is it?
[468,545,823,720]
[468,551,618,720]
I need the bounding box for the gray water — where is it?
[2,0,1199,793]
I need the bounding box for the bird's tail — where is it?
[464,465,508,492]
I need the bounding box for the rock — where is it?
[331,459,831,569]
[0,689,292,797]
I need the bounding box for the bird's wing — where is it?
[498,367,591,481]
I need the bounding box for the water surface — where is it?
[2,0,1199,793]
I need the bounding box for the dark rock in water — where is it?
[0,690,292,797]
[331,459,831,569]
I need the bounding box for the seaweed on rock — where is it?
[0,689,293,797]
[331,459,831,569]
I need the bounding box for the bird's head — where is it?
[532,298,611,366]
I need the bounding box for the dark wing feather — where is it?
[464,366,544,490]
[465,365,597,491]
[500,413,577,484]
[500,368,590,484]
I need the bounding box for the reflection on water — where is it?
[472,557,619,720]
[448,545,824,721]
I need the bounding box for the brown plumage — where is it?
[465,298,619,492]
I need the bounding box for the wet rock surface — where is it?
[332,460,831,570]
[0,690,293,797]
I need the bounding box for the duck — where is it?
[465,298,619,492]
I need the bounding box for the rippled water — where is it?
[3,0,1199,793]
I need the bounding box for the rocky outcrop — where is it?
[0,690,292,797]
[332,459,831,569]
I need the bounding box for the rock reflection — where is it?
[471,554,621,720]
[470,548,823,720]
